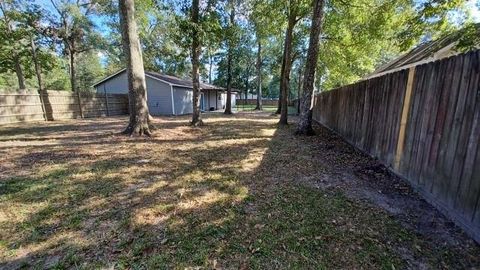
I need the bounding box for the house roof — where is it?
[365,23,480,79]
[145,71,229,91]
[94,69,238,92]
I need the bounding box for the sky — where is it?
[36,0,480,22]
[35,0,480,30]
[466,1,480,21]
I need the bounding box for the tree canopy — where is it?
[0,0,476,95]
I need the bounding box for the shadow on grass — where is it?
[0,113,479,269]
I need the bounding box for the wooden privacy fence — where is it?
[0,90,129,125]
[313,49,480,242]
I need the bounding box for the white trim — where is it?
[94,68,183,88]
[170,85,176,115]
[145,73,177,87]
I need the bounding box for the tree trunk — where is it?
[191,0,203,126]
[278,15,296,125]
[224,3,235,115]
[69,47,76,92]
[119,0,152,136]
[244,68,249,105]
[208,51,213,84]
[275,40,287,115]
[296,0,325,135]
[255,40,262,110]
[13,54,26,90]
[297,63,302,114]
[1,2,26,90]
[31,38,43,91]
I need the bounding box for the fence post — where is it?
[394,66,416,170]
[77,91,84,119]
[105,93,110,116]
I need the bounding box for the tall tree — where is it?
[214,30,255,97]
[224,0,238,115]
[173,0,221,124]
[48,0,103,91]
[30,38,43,91]
[248,0,284,108]
[254,40,262,110]
[296,0,325,135]
[278,0,309,125]
[190,0,202,125]
[0,1,28,89]
[24,7,57,92]
[119,0,152,135]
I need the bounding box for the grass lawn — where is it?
[0,112,479,269]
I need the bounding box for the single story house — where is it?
[93,69,238,116]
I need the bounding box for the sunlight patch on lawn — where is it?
[2,230,90,264]
[177,190,231,210]
[0,202,48,223]
[240,147,270,173]
[260,128,276,137]
[134,208,172,226]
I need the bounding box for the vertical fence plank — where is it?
[77,91,84,119]
[450,51,480,209]
[457,51,480,218]
[443,55,472,208]
[105,93,110,116]
[418,58,447,187]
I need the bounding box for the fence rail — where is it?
[0,90,129,124]
[236,99,279,106]
[312,49,480,242]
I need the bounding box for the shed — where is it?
[93,69,238,116]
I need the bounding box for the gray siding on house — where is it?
[173,86,193,115]
[231,93,236,107]
[95,70,228,116]
[95,71,173,116]
[204,90,217,110]
[146,78,173,115]
[95,71,129,94]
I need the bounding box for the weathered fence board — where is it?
[0,90,129,124]
[312,50,480,243]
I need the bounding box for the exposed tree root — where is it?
[191,119,204,127]
[148,123,157,131]
[294,127,315,136]
[122,122,152,137]
[147,115,157,130]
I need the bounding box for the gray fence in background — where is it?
[0,90,129,124]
